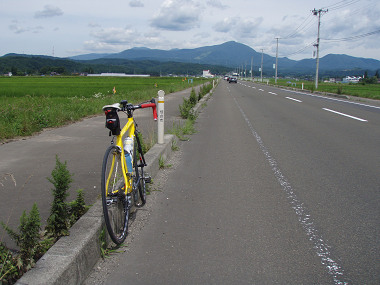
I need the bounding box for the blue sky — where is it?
[1,0,379,60]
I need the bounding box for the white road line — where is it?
[283,89,380,110]
[268,92,277,95]
[286,97,302,103]
[323,108,368,122]
[232,96,348,285]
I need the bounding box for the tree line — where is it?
[0,55,230,76]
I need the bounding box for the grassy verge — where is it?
[171,81,214,141]
[266,78,380,100]
[0,76,209,142]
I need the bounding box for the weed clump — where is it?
[0,204,51,284]
[45,156,73,239]
[0,156,89,284]
[179,83,212,120]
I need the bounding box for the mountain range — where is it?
[69,41,380,76]
[2,41,380,77]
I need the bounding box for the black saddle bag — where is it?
[104,108,121,135]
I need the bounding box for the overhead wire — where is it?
[321,0,361,11]
[276,0,377,59]
[280,40,317,57]
[322,29,380,42]
[282,12,314,39]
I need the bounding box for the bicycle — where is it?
[101,99,157,245]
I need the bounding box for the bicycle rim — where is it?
[101,145,129,245]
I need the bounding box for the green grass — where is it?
[0,76,209,142]
[169,118,197,141]
[268,78,380,100]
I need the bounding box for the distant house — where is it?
[342,76,362,83]
[202,70,214,78]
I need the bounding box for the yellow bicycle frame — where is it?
[110,117,136,195]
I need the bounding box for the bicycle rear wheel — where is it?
[101,145,129,245]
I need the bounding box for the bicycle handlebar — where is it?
[140,102,157,121]
[118,98,157,121]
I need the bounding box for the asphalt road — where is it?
[0,86,194,250]
[85,80,379,284]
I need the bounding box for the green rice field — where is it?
[267,78,380,100]
[0,76,210,142]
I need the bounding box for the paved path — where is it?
[0,86,196,249]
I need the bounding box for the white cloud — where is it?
[213,16,263,39]
[206,0,228,9]
[88,22,101,28]
[151,0,202,31]
[213,17,237,33]
[85,25,165,52]
[8,21,27,34]
[129,0,144,7]
[34,5,63,18]
[90,27,137,45]
[83,40,120,53]
[9,20,44,34]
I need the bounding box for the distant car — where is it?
[224,76,229,80]
[228,77,237,83]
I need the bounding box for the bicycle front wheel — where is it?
[134,168,146,207]
[101,145,129,245]
[133,137,146,207]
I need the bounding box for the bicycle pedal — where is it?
[144,174,152,183]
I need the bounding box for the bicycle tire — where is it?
[134,168,146,207]
[101,145,129,245]
[134,137,146,207]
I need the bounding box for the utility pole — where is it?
[260,49,264,82]
[313,8,328,89]
[250,56,253,81]
[275,38,279,84]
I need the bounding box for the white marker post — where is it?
[157,90,165,144]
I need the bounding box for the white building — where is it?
[342,76,362,83]
[87,73,150,77]
[202,70,214,78]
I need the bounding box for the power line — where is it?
[280,1,359,41]
[283,12,315,39]
[280,40,317,57]
[322,0,361,11]
[322,29,380,42]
